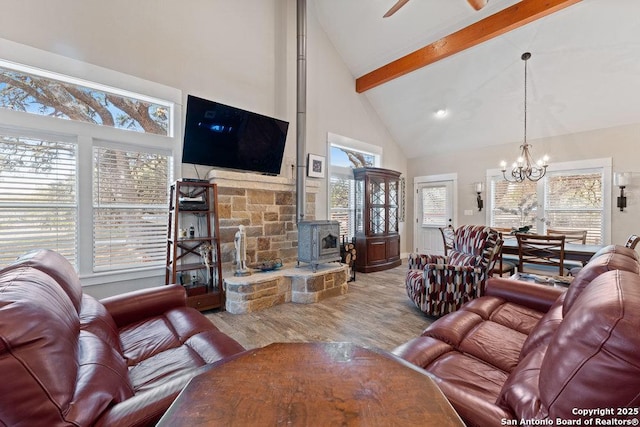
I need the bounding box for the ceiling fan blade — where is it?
[467,0,488,10]
[383,0,410,18]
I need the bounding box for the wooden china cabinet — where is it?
[353,167,402,273]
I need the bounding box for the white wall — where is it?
[0,0,407,296]
[407,122,640,249]
[305,1,407,245]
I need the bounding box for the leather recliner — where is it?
[0,249,246,426]
[393,245,640,427]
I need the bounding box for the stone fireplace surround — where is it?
[207,170,349,313]
[207,169,318,275]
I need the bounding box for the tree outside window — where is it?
[329,145,378,240]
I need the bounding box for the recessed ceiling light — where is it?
[434,109,448,119]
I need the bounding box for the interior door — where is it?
[415,180,454,255]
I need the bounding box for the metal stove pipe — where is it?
[296,0,307,223]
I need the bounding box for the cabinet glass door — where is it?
[355,179,364,234]
[368,177,386,235]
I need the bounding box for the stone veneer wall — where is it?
[207,169,319,276]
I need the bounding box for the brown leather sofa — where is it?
[393,245,640,427]
[0,249,246,426]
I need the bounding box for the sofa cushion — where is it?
[518,294,565,360]
[67,331,134,425]
[496,345,547,419]
[457,320,526,373]
[13,248,84,312]
[80,294,123,353]
[394,333,513,427]
[120,306,246,392]
[392,336,453,369]
[563,252,639,316]
[428,352,511,427]
[422,305,528,374]
[484,301,545,336]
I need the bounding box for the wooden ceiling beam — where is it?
[355,0,582,93]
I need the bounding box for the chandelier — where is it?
[501,52,549,182]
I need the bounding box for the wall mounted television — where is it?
[182,95,289,175]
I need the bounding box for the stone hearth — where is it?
[224,264,348,314]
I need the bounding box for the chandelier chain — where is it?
[523,53,527,146]
[500,52,548,183]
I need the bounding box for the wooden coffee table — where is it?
[157,342,464,426]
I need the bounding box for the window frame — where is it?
[92,142,173,272]
[0,40,182,286]
[0,129,79,267]
[486,158,612,244]
[327,133,381,240]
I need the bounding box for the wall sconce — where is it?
[475,182,484,212]
[614,172,631,212]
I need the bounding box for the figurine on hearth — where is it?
[234,224,250,276]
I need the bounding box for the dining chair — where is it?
[546,228,587,244]
[491,229,516,277]
[624,234,640,250]
[516,233,566,276]
[439,226,455,256]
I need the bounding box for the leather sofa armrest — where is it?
[101,284,187,328]
[485,277,564,313]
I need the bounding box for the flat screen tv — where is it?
[182,95,289,175]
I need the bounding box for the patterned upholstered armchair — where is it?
[406,225,502,317]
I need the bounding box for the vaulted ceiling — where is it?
[311,0,640,158]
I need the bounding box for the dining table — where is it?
[501,238,604,265]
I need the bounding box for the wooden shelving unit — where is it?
[166,180,224,311]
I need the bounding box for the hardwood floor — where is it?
[206,264,431,352]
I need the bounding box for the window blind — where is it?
[491,179,538,232]
[330,174,355,239]
[490,167,604,244]
[545,170,603,244]
[0,135,77,267]
[421,185,447,227]
[93,146,171,271]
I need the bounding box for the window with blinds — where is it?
[330,174,355,239]
[545,169,603,244]
[420,185,447,227]
[0,135,77,267]
[93,146,171,271]
[490,166,604,244]
[491,179,538,232]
